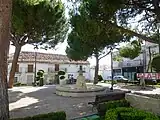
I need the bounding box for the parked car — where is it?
[113,76,128,83]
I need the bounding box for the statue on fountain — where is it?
[76,66,87,90]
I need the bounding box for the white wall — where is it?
[8,62,91,84]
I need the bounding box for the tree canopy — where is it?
[12,0,68,48]
[8,0,68,88]
[68,0,160,44]
[119,40,142,59]
[66,2,132,84]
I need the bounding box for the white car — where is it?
[113,76,128,81]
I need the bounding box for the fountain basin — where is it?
[55,84,106,97]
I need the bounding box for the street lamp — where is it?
[110,50,114,91]
[34,45,38,84]
[157,23,160,53]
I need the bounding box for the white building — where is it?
[112,41,159,80]
[8,52,90,85]
[89,65,111,80]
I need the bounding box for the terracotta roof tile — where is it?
[8,51,89,65]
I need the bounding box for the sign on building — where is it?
[137,73,160,79]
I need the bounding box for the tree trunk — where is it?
[94,54,99,84]
[8,45,22,88]
[0,0,12,119]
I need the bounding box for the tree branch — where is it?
[98,50,111,60]
[106,22,158,44]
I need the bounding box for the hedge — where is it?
[11,111,66,120]
[105,107,159,120]
[97,99,130,116]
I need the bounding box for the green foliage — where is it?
[66,1,131,61]
[58,71,66,76]
[37,70,44,77]
[13,82,21,86]
[98,75,103,81]
[119,40,141,59]
[97,99,130,117]
[113,55,123,62]
[66,31,92,61]
[59,76,65,80]
[58,71,65,80]
[36,70,44,86]
[105,107,159,120]
[12,0,68,47]
[13,82,27,86]
[11,111,66,120]
[151,54,160,72]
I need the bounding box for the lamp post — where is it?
[34,45,38,84]
[110,50,114,91]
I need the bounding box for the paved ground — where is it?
[9,83,160,119]
[9,85,96,119]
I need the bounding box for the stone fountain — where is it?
[55,66,106,97]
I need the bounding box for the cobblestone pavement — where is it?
[9,85,96,119]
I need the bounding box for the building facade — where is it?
[8,52,90,85]
[112,42,159,80]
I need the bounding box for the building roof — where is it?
[8,51,90,65]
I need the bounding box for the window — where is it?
[16,64,19,72]
[55,64,59,71]
[28,64,33,72]
[14,77,18,83]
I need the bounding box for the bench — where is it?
[88,91,131,111]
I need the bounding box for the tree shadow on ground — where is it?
[9,85,96,119]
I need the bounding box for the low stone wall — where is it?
[55,85,106,97]
[125,93,160,115]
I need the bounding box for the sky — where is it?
[9,42,111,67]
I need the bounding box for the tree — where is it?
[8,0,68,88]
[119,40,142,59]
[66,31,113,84]
[0,0,12,119]
[151,55,160,72]
[68,0,160,44]
[66,5,130,83]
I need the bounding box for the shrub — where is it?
[98,75,103,81]
[105,107,159,120]
[97,99,130,117]
[20,84,27,86]
[58,71,65,75]
[36,70,45,86]
[11,111,66,120]
[60,76,65,80]
[13,82,21,86]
